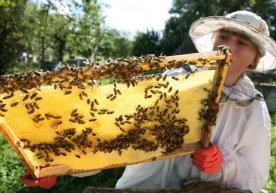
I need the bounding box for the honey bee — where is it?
[119,127,125,132]
[34,97,42,101]
[106,94,113,99]
[154,85,161,89]
[145,95,152,99]
[82,91,88,97]
[116,89,122,95]
[82,150,87,155]
[60,152,67,156]
[150,90,156,94]
[87,99,91,104]
[154,99,159,106]
[30,93,38,99]
[69,119,76,123]
[71,108,78,115]
[131,80,136,87]
[172,76,179,81]
[107,111,114,114]
[33,102,39,109]
[20,88,29,94]
[159,94,163,100]
[64,90,72,95]
[23,95,29,101]
[162,75,167,81]
[94,99,99,105]
[79,93,83,100]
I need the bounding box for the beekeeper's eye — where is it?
[237,38,250,47]
[217,33,229,41]
[219,34,227,39]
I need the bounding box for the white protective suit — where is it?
[115,68,271,193]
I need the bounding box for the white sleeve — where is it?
[116,160,165,189]
[70,170,101,177]
[202,101,271,193]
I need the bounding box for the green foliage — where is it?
[132,30,161,56]
[2,0,276,74]
[0,133,25,193]
[6,62,41,74]
[0,0,27,74]
[49,14,74,63]
[70,0,104,59]
[22,1,75,64]
[98,29,133,58]
[264,113,276,192]
[2,0,133,74]
[138,0,276,55]
[0,0,16,7]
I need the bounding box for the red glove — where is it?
[192,144,222,174]
[22,170,57,189]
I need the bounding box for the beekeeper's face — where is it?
[213,29,258,86]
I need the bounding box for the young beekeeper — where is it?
[22,11,275,193]
[115,10,275,193]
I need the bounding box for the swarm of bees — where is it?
[0,53,227,166]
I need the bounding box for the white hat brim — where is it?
[189,16,276,72]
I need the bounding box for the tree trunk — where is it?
[40,3,50,63]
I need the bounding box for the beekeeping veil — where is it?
[189,10,276,73]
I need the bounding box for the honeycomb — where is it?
[0,50,230,178]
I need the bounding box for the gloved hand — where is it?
[22,170,57,189]
[192,144,222,174]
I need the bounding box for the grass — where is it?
[263,113,276,192]
[0,133,124,193]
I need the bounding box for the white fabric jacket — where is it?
[115,71,271,193]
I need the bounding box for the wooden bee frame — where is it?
[0,48,230,178]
